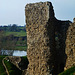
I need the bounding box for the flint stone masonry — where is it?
[25,1,75,75]
[25,2,56,75]
[64,19,75,70]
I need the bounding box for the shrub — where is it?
[59,66,75,75]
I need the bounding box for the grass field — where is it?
[4,31,27,37]
[14,46,27,51]
[0,31,27,51]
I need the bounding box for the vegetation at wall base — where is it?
[0,56,7,75]
[0,55,75,75]
[4,60,22,75]
[0,56,29,75]
[58,66,75,75]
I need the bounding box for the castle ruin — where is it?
[25,2,75,75]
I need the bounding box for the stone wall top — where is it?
[25,1,55,24]
[73,18,75,23]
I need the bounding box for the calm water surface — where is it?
[0,50,27,56]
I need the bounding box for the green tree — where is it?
[10,24,17,31]
[0,31,5,50]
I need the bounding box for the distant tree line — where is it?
[0,24,26,32]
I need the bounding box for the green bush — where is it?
[1,72,6,75]
[0,56,7,75]
[59,66,75,75]
[0,56,29,75]
[4,59,22,75]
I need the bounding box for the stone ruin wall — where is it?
[25,1,75,75]
[54,20,71,73]
[25,2,56,75]
[64,19,75,70]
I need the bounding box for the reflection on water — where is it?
[13,50,27,56]
[0,50,27,56]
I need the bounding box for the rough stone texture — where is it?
[25,2,56,75]
[64,19,75,70]
[25,1,75,75]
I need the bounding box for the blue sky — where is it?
[0,0,75,26]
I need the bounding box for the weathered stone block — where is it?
[24,1,75,75]
[25,2,55,75]
[65,19,75,70]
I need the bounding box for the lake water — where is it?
[0,50,27,56]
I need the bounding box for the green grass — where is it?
[58,66,75,75]
[0,56,29,75]
[1,56,75,75]
[4,31,27,37]
[14,46,27,51]
[16,40,27,45]
[0,55,22,75]
[2,41,27,51]
[1,31,27,51]
[0,56,7,75]
[4,60,22,75]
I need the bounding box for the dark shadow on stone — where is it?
[18,57,29,70]
[47,17,72,75]
[56,20,72,74]
[59,63,65,73]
